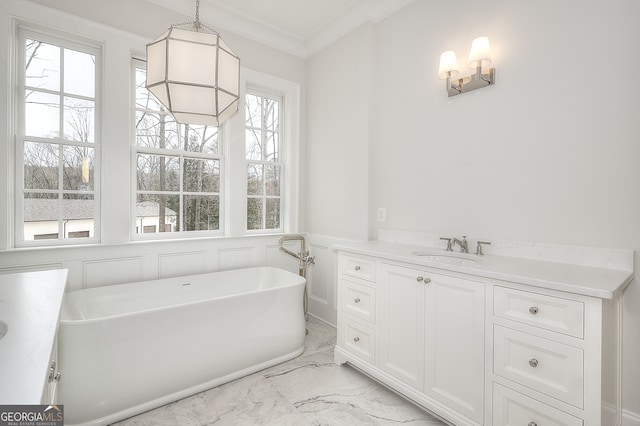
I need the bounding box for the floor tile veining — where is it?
[111,317,446,425]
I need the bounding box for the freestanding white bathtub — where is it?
[58,267,306,426]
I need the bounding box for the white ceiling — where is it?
[29,0,413,58]
[152,0,415,57]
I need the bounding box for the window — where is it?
[245,91,282,232]
[16,27,100,245]
[133,61,222,237]
[132,65,299,239]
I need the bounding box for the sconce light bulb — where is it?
[468,37,492,69]
[438,50,459,80]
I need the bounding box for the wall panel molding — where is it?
[83,257,142,289]
[218,246,257,271]
[158,251,206,279]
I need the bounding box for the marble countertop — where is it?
[0,269,68,404]
[334,241,633,299]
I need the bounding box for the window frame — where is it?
[131,59,225,240]
[14,24,102,247]
[245,87,284,234]
[235,69,301,237]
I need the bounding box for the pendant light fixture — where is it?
[145,0,240,126]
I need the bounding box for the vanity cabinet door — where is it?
[377,263,426,391]
[424,272,485,424]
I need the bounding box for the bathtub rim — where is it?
[61,266,306,324]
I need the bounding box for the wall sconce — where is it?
[438,37,495,97]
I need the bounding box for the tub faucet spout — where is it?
[278,234,306,260]
[278,234,315,271]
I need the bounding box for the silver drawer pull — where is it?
[529,358,539,368]
[417,276,424,282]
[528,422,537,426]
[48,361,56,382]
[354,298,361,303]
[529,306,539,315]
[353,336,360,343]
[355,265,361,271]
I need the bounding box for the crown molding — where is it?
[149,0,307,57]
[149,0,414,58]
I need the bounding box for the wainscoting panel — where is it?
[158,251,207,279]
[307,243,333,325]
[266,243,301,276]
[218,246,257,271]
[83,257,142,289]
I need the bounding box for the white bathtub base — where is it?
[68,346,305,426]
[59,267,307,426]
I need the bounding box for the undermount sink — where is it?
[0,321,7,341]
[411,250,479,265]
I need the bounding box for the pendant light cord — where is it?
[194,0,201,30]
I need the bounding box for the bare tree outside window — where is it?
[19,30,99,243]
[134,62,221,236]
[245,92,282,231]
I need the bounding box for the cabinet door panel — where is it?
[424,272,485,424]
[377,263,425,390]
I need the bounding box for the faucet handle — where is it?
[440,237,453,252]
[475,240,491,256]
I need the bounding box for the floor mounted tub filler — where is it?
[58,267,306,426]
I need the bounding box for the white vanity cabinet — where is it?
[336,254,378,366]
[334,241,631,426]
[336,254,486,425]
[377,263,485,423]
[488,283,620,426]
[0,269,67,405]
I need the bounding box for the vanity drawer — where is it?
[493,383,583,426]
[339,318,375,364]
[341,255,376,283]
[494,286,584,338]
[341,280,376,324]
[494,326,584,408]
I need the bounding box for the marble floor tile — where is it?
[111,317,446,426]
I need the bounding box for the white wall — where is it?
[305,23,374,241]
[305,0,640,420]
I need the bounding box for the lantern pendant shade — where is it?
[146,26,240,126]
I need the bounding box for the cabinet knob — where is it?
[54,372,62,382]
[528,422,538,426]
[354,298,361,303]
[417,276,424,282]
[353,336,360,343]
[355,265,361,271]
[416,276,431,284]
[529,306,539,315]
[529,358,539,368]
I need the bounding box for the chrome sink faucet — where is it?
[451,236,468,253]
